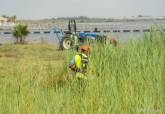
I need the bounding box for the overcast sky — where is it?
[0,0,165,19]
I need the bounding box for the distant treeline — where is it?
[52,16,113,23]
[18,16,165,24]
[47,16,165,22]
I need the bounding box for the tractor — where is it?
[53,19,107,50]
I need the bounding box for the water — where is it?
[0,30,164,44]
[0,20,165,44]
[0,32,59,45]
[109,32,145,42]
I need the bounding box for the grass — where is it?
[0,29,165,114]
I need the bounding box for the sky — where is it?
[0,0,165,19]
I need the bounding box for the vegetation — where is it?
[17,16,165,25]
[0,29,165,114]
[12,24,29,44]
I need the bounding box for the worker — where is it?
[110,37,117,46]
[69,45,90,79]
[71,32,79,52]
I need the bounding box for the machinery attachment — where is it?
[68,19,77,33]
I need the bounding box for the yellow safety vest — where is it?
[75,53,88,71]
[75,54,81,69]
[75,53,88,79]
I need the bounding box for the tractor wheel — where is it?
[60,37,72,50]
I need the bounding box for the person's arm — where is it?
[69,57,75,67]
[70,58,75,65]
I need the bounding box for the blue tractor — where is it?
[53,19,107,50]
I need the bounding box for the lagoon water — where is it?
[0,20,165,44]
[0,32,59,45]
[0,30,162,44]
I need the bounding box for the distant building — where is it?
[0,16,8,25]
[0,16,15,29]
